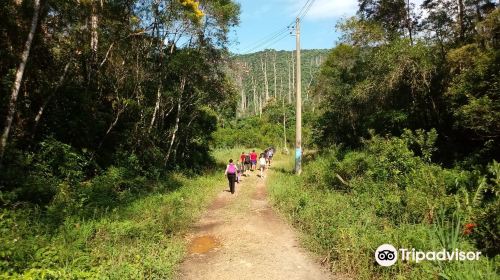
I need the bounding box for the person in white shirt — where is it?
[259,154,267,178]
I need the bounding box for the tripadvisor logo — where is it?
[375,244,398,266]
[375,244,482,266]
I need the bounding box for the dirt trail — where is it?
[177,166,332,280]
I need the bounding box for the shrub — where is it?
[268,133,499,279]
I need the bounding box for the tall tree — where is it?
[0,0,41,160]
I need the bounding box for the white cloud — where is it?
[291,0,427,21]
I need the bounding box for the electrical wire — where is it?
[238,0,316,54]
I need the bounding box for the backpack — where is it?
[245,155,250,163]
[227,163,236,174]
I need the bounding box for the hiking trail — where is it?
[177,163,332,280]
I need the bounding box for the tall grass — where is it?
[0,149,244,279]
[267,136,499,279]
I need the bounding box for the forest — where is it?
[0,0,241,278]
[228,0,499,278]
[1,0,499,279]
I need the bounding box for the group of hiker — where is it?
[224,148,275,194]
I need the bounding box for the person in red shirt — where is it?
[239,152,246,175]
[250,150,258,171]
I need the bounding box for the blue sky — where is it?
[229,0,359,53]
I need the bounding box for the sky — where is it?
[228,0,431,54]
[228,0,359,54]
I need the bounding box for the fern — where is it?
[472,177,488,207]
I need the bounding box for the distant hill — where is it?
[229,49,330,116]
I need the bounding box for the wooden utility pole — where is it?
[295,17,302,175]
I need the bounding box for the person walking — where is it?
[250,150,258,171]
[239,152,247,175]
[225,159,237,194]
[259,154,267,178]
[244,152,251,175]
[266,148,274,166]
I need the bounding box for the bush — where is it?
[268,133,499,279]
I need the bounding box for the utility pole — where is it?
[295,17,302,175]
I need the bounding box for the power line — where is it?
[240,26,289,54]
[241,27,291,54]
[238,0,316,54]
[298,0,315,20]
[296,0,313,19]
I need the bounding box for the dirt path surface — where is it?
[177,166,332,280]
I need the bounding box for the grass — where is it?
[0,148,246,279]
[267,146,499,279]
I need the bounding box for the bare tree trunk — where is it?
[33,61,71,135]
[95,104,126,154]
[260,54,269,101]
[240,74,245,114]
[281,76,288,153]
[90,1,99,62]
[306,58,314,101]
[458,0,465,41]
[148,84,162,133]
[405,0,414,45]
[259,92,262,117]
[288,54,292,104]
[273,51,277,100]
[0,0,41,160]
[291,51,295,102]
[252,75,257,116]
[165,77,186,165]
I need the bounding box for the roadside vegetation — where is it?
[1,0,498,279]
[268,135,498,279]
[263,2,499,279]
[0,148,240,279]
[1,0,241,277]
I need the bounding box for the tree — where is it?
[0,0,41,161]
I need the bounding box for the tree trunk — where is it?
[291,51,295,103]
[0,0,41,160]
[165,77,186,165]
[33,61,71,136]
[259,91,262,117]
[306,58,314,101]
[273,51,277,100]
[288,54,292,104]
[240,74,245,114]
[252,75,257,116]
[281,76,288,153]
[458,0,465,41]
[260,54,269,101]
[90,1,99,63]
[148,20,171,134]
[406,0,413,45]
[148,84,162,133]
[94,104,126,154]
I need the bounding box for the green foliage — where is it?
[402,129,438,162]
[229,49,330,118]
[268,135,499,279]
[434,208,462,252]
[0,0,241,201]
[0,149,238,278]
[314,9,499,165]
